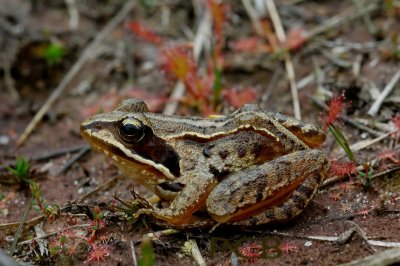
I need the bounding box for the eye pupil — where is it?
[121,123,139,136]
[118,117,145,143]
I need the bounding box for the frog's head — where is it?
[80,99,180,182]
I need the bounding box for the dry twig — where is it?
[368,70,400,116]
[130,240,138,266]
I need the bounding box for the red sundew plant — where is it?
[160,46,196,82]
[127,21,164,46]
[378,149,399,164]
[323,94,349,130]
[329,159,358,177]
[127,3,261,115]
[356,209,371,217]
[238,242,262,262]
[84,245,110,264]
[280,242,298,254]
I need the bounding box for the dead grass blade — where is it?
[265,0,301,119]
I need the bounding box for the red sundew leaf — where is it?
[185,74,214,99]
[378,149,400,165]
[160,46,196,81]
[84,245,110,264]
[285,28,307,51]
[329,159,358,177]
[127,21,164,46]
[239,242,262,261]
[280,242,299,254]
[323,94,350,130]
[222,87,257,108]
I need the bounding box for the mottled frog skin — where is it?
[80,99,329,227]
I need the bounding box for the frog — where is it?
[80,98,329,227]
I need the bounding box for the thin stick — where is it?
[266,0,301,119]
[9,196,33,255]
[241,0,263,36]
[16,0,137,146]
[368,69,400,116]
[53,145,90,176]
[267,231,400,248]
[130,240,138,266]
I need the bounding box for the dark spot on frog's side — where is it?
[209,165,230,182]
[237,146,246,158]
[282,203,294,218]
[218,150,229,159]
[202,144,214,158]
[297,183,315,199]
[292,194,307,209]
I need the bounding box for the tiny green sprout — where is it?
[59,235,68,244]
[0,193,4,201]
[357,162,374,188]
[8,157,31,183]
[42,43,65,65]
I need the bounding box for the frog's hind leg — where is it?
[206,149,329,225]
[230,175,322,226]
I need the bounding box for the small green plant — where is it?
[357,162,375,188]
[7,157,31,184]
[42,43,65,65]
[30,182,58,222]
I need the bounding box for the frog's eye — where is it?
[117,117,146,143]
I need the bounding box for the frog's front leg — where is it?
[206,149,329,225]
[134,173,218,225]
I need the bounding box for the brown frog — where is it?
[80,99,329,227]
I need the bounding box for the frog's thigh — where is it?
[231,176,321,226]
[206,149,329,224]
[150,174,217,225]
